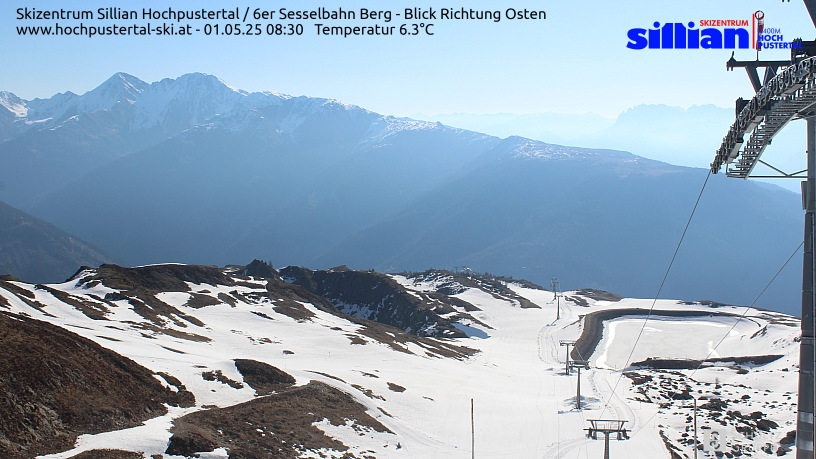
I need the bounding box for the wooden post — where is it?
[471,398,475,459]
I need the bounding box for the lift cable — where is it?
[597,169,712,419]
[628,239,804,439]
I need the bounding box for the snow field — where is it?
[0,271,800,458]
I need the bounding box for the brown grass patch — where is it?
[251,311,275,320]
[0,280,47,311]
[166,381,391,458]
[160,345,186,354]
[351,384,385,400]
[0,311,189,459]
[129,322,211,343]
[185,293,221,309]
[68,450,144,459]
[387,382,406,393]
[217,292,237,306]
[201,370,243,389]
[306,371,346,383]
[38,285,109,320]
[234,359,295,395]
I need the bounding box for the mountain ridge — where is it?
[0,72,804,316]
[0,199,117,284]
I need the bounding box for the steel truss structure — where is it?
[711,4,816,456]
[711,55,816,178]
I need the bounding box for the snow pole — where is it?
[471,398,475,459]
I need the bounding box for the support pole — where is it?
[799,116,816,459]
[566,344,570,375]
[560,340,575,375]
[585,420,628,458]
[694,398,698,459]
[577,366,582,410]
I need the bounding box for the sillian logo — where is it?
[627,11,801,50]
[626,20,750,49]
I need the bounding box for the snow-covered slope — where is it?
[0,264,800,458]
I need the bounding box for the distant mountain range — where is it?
[0,73,804,315]
[419,105,806,191]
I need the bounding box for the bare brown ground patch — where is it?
[217,292,237,306]
[160,345,186,354]
[0,280,34,298]
[79,264,234,293]
[0,311,191,459]
[250,310,275,320]
[201,370,243,389]
[573,288,623,302]
[271,299,316,322]
[351,384,385,401]
[387,382,406,393]
[185,293,221,309]
[306,371,346,383]
[37,285,109,320]
[68,449,144,459]
[95,335,121,342]
[0,280,48,311]
[347,333,367,345]
[233,359,295,396]
[128,322,211,343]
[353,320,477,360]
[166,381,392,458]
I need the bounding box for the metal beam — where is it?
[726,55,792,70]
[752,160,808,178]
[746,67,762,93]
[764,66,779,86]
[805,0,816,30]
[745,175,808,178]
[798,116,816,459]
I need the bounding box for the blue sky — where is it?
[2,0,813,117]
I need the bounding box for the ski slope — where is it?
[0,267,800,458]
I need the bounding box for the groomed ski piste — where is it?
[0,265,800,458]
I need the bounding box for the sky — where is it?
[2,0,815,189]
[2,0,814,118]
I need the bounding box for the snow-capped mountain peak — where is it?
[77,72,148,112]
[0,91,28,117]
[2,72,276,134]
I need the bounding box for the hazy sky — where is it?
[2,0,813,118]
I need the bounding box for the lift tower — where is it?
[710,4,816,456]
[585,419,629,459]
